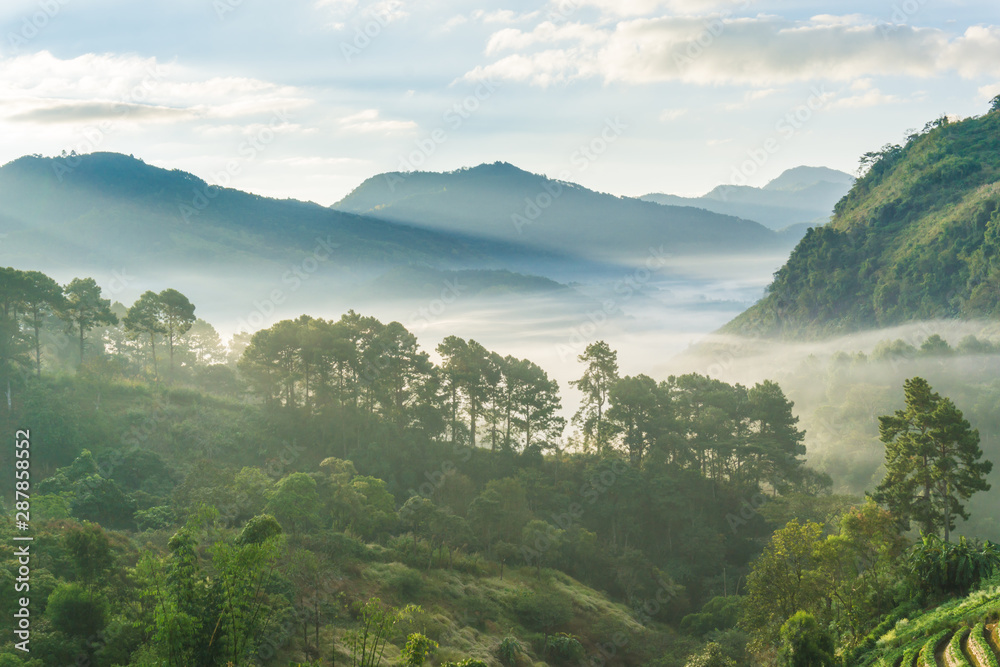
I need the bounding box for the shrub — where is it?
[545,633,584,665]
[498,636,523,667]
[511,590,572,633]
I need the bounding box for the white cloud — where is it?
[338,109,416,133]
[572,0,748,18]
[485,22,606,56]
[979,82,1000,101]
[316,0,408,28]
[441,15,468,31]
[472,9,541,24]
[464,15,1000,87]
[0,52,312,124]
[659,108,687,121]
[724,87,782,110]
[829,88,900,109]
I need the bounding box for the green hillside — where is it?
[724,103,1000,337]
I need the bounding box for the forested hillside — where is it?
[725,100,1000,337]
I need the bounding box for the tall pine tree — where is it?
[872,377,991,541]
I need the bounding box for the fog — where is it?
[42,249,1000,542]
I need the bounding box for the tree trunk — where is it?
[33,318,41,377]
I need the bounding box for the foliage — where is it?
[498,636,523,667]
[906,533,1000,599]
[872,377,992,541]
[777,612,835,667]
[402,632,439,667]
[726,107,1000,336]
[344,598,417,667]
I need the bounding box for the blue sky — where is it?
[1,0,997,204]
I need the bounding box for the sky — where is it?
[1,0,998,205]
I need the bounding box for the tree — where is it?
[741,520,826,653]
[158,288,196,374]
[46,582,108,638]
[684,642,736,667]
[569,341,619,452]
[402,633,438,667]
[778,612,835,667]
[872,377,992,541]
[124,291,167,378]
[345,599,416,667]
[59,277,118,364]
[19,271,64,376]
[991,94,1000,114]
[607,374,659,467]
[211,525,285,666]
[63,521,113,591]
[265,473,322,533]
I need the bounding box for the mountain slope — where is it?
[640,166,854,230]
[0,152,559,276]
[723,109,1000,337]
[333,162,796,263]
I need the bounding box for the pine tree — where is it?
[872,377,992,541]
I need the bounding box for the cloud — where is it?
[7,102,194,124]
[723,87,782,110]
[0,52,312,124]
[316,0,407,26]
[659,108,687,121]
[472,9,541,24]
[485,21,606,56]
[463,15,1000,87]
[979,82,1000,101]
[828,88,900,109]
[338,109,416,133]
[572,0,749,17]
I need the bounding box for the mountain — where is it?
[640,166,855,230]
[723,109,1000,337]
[333,162,800,264]
[0,152,562,278]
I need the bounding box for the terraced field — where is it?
[852,584,1000,667]
[878,622,1000,667]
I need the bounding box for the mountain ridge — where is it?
[723,107,1000,338]
[640,166,855,230]
[333,161,803,263]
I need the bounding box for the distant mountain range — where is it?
[333,161,805,264]
[640,166,855,230]
[0,152,838,329]
[724,108,1000,337]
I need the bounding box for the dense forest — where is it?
[726,97,1000,337]
[2,266,1000,667]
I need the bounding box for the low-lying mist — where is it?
[672,320,1000,541]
